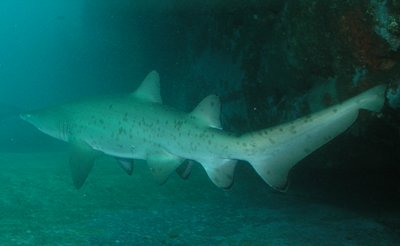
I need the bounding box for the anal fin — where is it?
[200,159,237,189]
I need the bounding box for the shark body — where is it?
[20,71,386,191]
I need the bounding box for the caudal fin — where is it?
[243,85,386,191]
[349,84,386,112]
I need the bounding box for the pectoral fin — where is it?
[69,141,100,189]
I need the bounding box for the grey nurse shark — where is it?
[20,71,386,191]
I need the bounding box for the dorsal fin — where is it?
[190,95,222,129]
[131,70,162,103]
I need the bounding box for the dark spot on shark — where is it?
[190,142,197,151]
[118,127,127,136]
[304,115,312,122]
[123,112,128,122]
[174,120,183,130]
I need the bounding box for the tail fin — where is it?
[349,84,386,112]
[242,85,386,191]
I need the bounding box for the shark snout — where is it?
[20,113,39,127]
[20,113,33,122]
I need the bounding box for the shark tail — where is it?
[240,85,386,191]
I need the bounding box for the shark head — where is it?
[20,109,69,141]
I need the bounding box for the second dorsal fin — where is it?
[190,95,222,129]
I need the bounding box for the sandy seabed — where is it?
[0,152,399,245]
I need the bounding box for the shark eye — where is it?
[20,113,32,120]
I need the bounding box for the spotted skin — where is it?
[20,71,386,191]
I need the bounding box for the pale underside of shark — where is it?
[20,71,386,191]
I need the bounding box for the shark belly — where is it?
[20,70,386,191]
[77,103,237,162]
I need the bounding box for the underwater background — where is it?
[1,0,400,245]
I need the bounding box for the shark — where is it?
[20,71,386,191]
